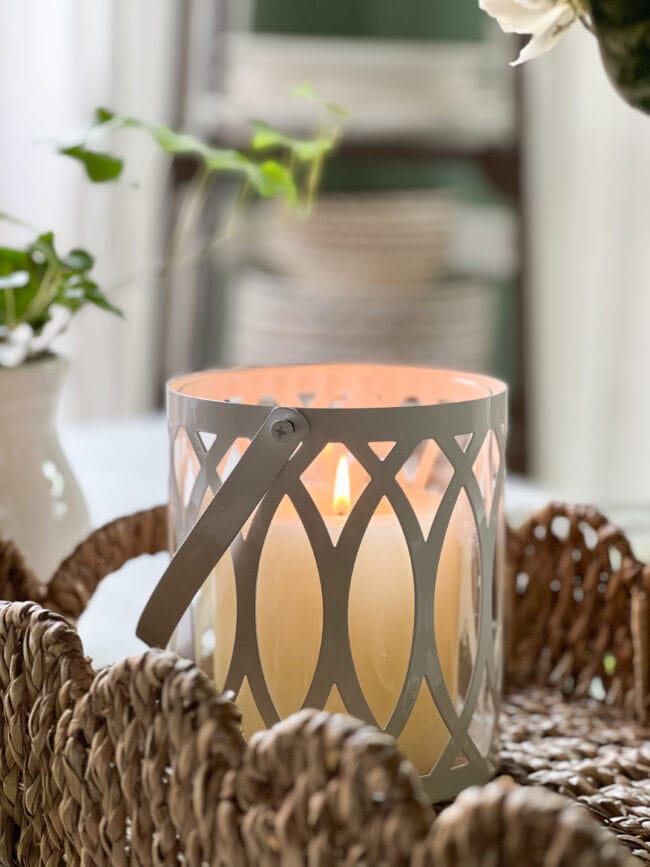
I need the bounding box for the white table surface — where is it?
[60,414,550,668]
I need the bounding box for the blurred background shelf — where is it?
[188,34,516,151]
[171,0,527,470]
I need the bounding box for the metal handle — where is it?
[137,406,310,648]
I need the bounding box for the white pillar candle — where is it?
[200,456,465,774]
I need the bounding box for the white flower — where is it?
[0,323,33,367]
[479,0,579,65]
[0,305,72,367]
[0,344,27,367]
[30,305,72,353]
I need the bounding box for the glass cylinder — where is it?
[162,364,506,802]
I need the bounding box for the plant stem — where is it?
[168,165,213,265]
[22,262,62,324]
[5,288,16,328]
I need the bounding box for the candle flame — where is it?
[333,456,351,516]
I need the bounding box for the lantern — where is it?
[138,364,506,801]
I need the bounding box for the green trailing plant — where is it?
[0,94,343,367]
[0,231,119,328]
[0,226,120,366]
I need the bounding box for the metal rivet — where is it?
[270,418,295,442]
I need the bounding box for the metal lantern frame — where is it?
[138,364,507,802]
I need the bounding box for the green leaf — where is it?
[250,121,291,151]
[256,161,298,204]
[293,81,332,106]
[29,233,59,267]
[292,137,336,162]
[203,149,254,173]
[149,125,210,158]
[58,275,123,316]
[250,120,336,163]
[148,124,256,177]
[94,106,116,125]
[0,248,39,327]
[293,82,349,119]
[0,227,121,330]
[59,145,124,182]
[324,101,349,120]
[0,247,32,273]
[62,249,94,272]
[83,284,124,317]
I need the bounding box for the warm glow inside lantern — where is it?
[139,364,507,802]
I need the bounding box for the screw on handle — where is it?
[270,418,295,441]
[136,406,310,649]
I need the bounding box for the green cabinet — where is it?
[253,0,484,41]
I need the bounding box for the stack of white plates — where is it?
[254,192,454,294]
[224,269,498,371]
[192,34,515,147]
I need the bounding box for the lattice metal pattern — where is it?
[167,365,506,801]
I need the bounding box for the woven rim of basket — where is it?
[0,501,642,865]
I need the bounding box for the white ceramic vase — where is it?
[0,354,91,581]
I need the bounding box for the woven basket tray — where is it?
[0,502,648,865]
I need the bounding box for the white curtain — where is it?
[0,0,181,421]
[525,24,650,504]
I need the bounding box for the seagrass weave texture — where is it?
[506,502,650,721]
[0,502,643,865]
